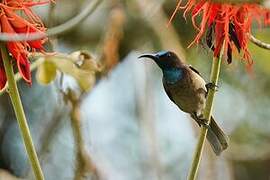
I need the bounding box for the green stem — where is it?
[0,43,44,180]
[187,42,225,180]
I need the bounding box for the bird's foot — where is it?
[191,113,210,129]
[196,118,210,129]
[206,83,219,92]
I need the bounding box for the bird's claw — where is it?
[197,118,210,129]
[206,83,219,92]
[192,113,211,129]
[200,121,210,129]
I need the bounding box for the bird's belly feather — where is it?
[167,80,206,114]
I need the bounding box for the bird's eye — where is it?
[167,52,171,57]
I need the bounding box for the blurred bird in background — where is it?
[139,51,228,155]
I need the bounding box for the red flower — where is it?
[0,0,52,90]
[169,0,270,66]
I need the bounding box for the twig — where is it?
[249,34,270,50]
[187,42,225,180]
[98,3,125,74]
[66,90,99,180]
[0,0,103,42]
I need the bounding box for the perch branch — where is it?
[0,43,44,180]
[188,42,224,180]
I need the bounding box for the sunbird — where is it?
[139,51,228,155]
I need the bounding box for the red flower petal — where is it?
[14,26,45,50]
[170,0,270,67]
[0,14,31,83]
[207,4,219,26]
[7,42,31,83]
[192,0,206,16]
[17,54,31,84]
[0,0,50,86]
[0,62,7,90]
[214,20,224,57]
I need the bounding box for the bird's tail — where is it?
[206,116,229,155]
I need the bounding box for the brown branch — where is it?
[249,34,270,50]
[0,0,103,42]
[63,3,127,179]
[98,2,126,75]
[65,90,100,180]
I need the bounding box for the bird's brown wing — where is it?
[188,65,201,77]
[162,78,176,104]
[188,65,209,95]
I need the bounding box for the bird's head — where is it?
[139,51,182,70]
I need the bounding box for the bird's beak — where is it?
[138,54,158,61]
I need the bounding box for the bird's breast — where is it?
[163,68,183,84]
[164,70,207,114]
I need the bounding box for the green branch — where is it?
[0,43,44,180]
[187,42,224,180]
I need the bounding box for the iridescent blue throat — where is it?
[163,68,183,84]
